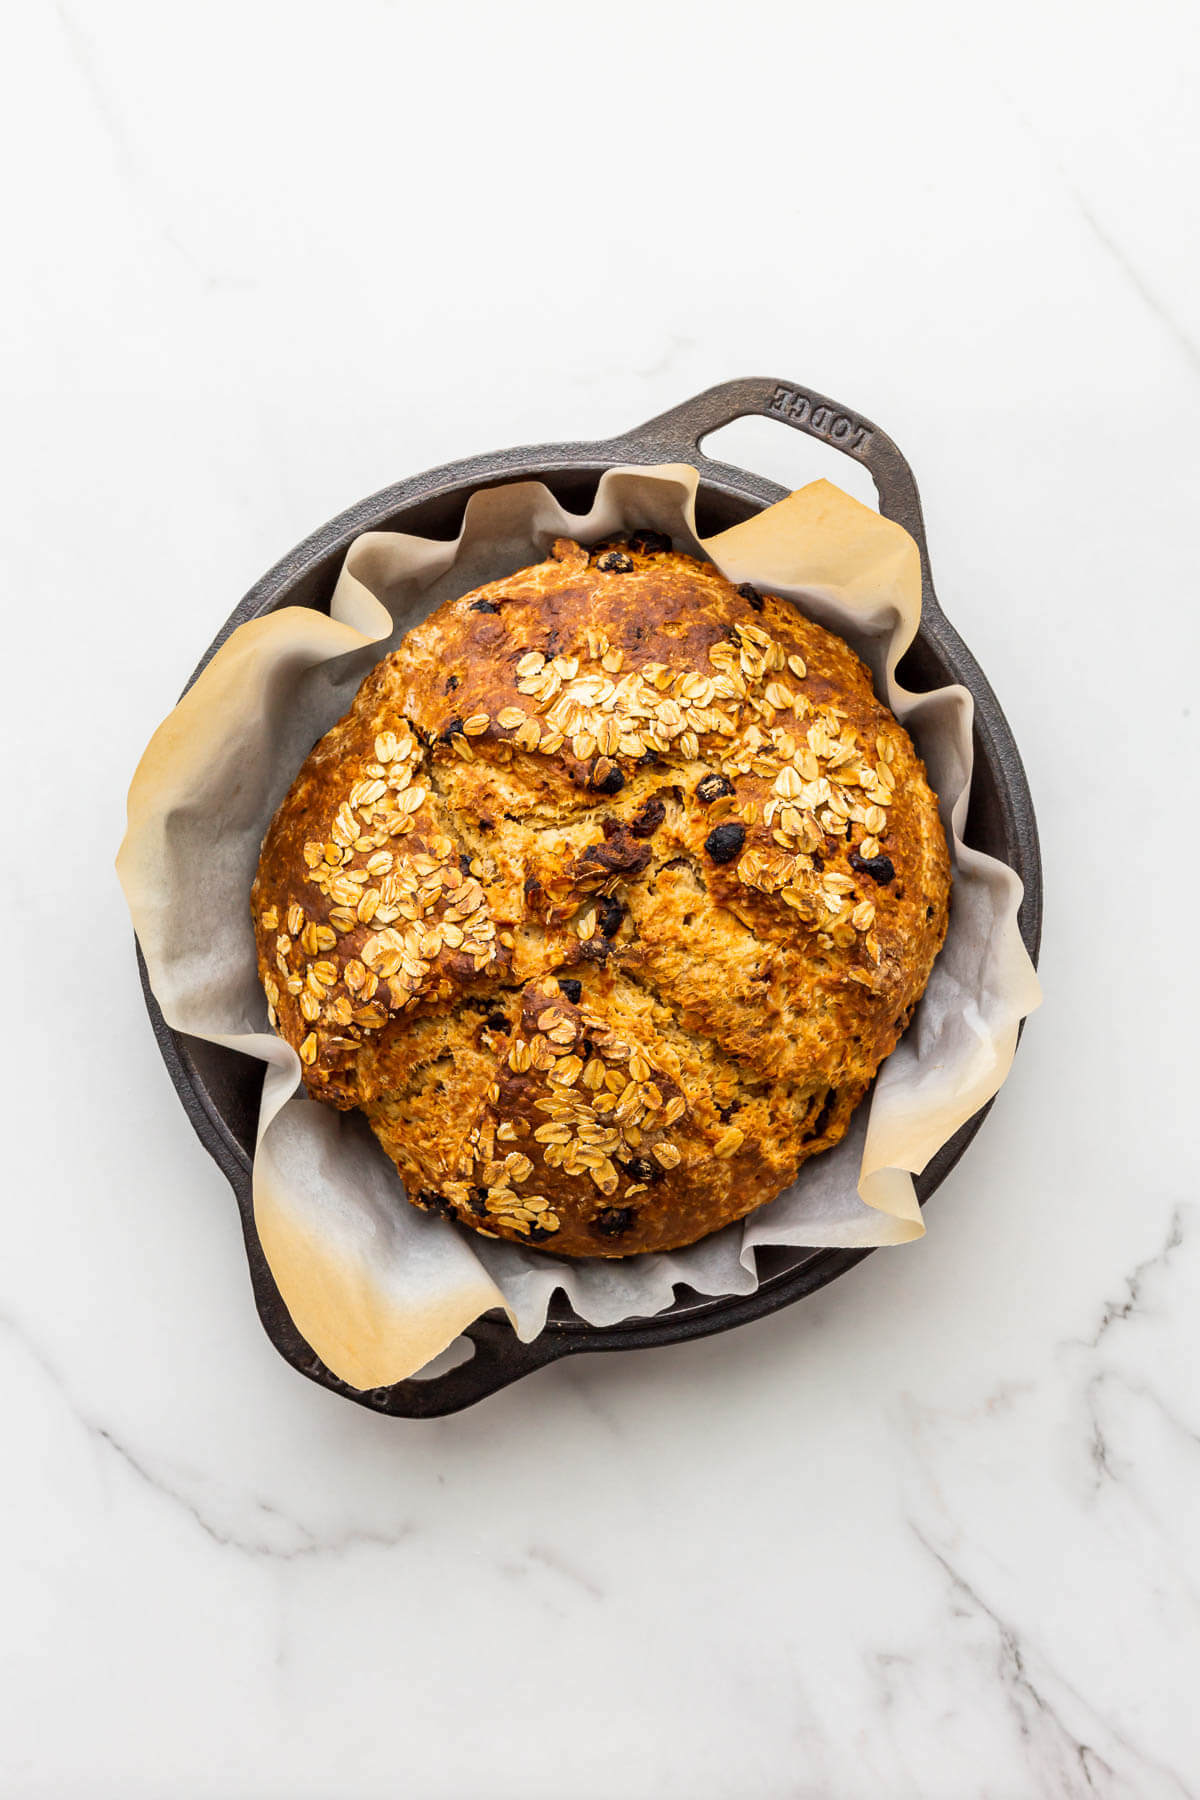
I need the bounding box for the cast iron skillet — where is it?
[137,377,1042,1417]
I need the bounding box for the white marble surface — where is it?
[4,1,1199,1794]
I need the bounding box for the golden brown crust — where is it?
[251,533,951,1257]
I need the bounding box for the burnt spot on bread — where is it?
[628,528,671,555]
[469,598,500,613]
[629,795,666,839]
[705,823,746,865]
[595,550,634,573]
[576,827,653,880]
[695,772,734,805]
[589,761,625,796]
[803,1088,839,1144]
[443,674,459,694]
[737,581,765,612]
[619,1155,663,1186]
[849,849,896,885]
[595,894,624,938]
[591,1205,638,1238]
[439,715,465,742]
[557,978,582,1004]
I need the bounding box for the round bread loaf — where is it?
[252,533,950,1257]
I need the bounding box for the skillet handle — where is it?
[348,1313,576,1418]
[608,376,935,601]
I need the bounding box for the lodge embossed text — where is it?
[767,385,872,454]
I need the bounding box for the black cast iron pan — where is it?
[136,377,1042,1417]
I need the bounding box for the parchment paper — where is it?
[118,469,1041,1387]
